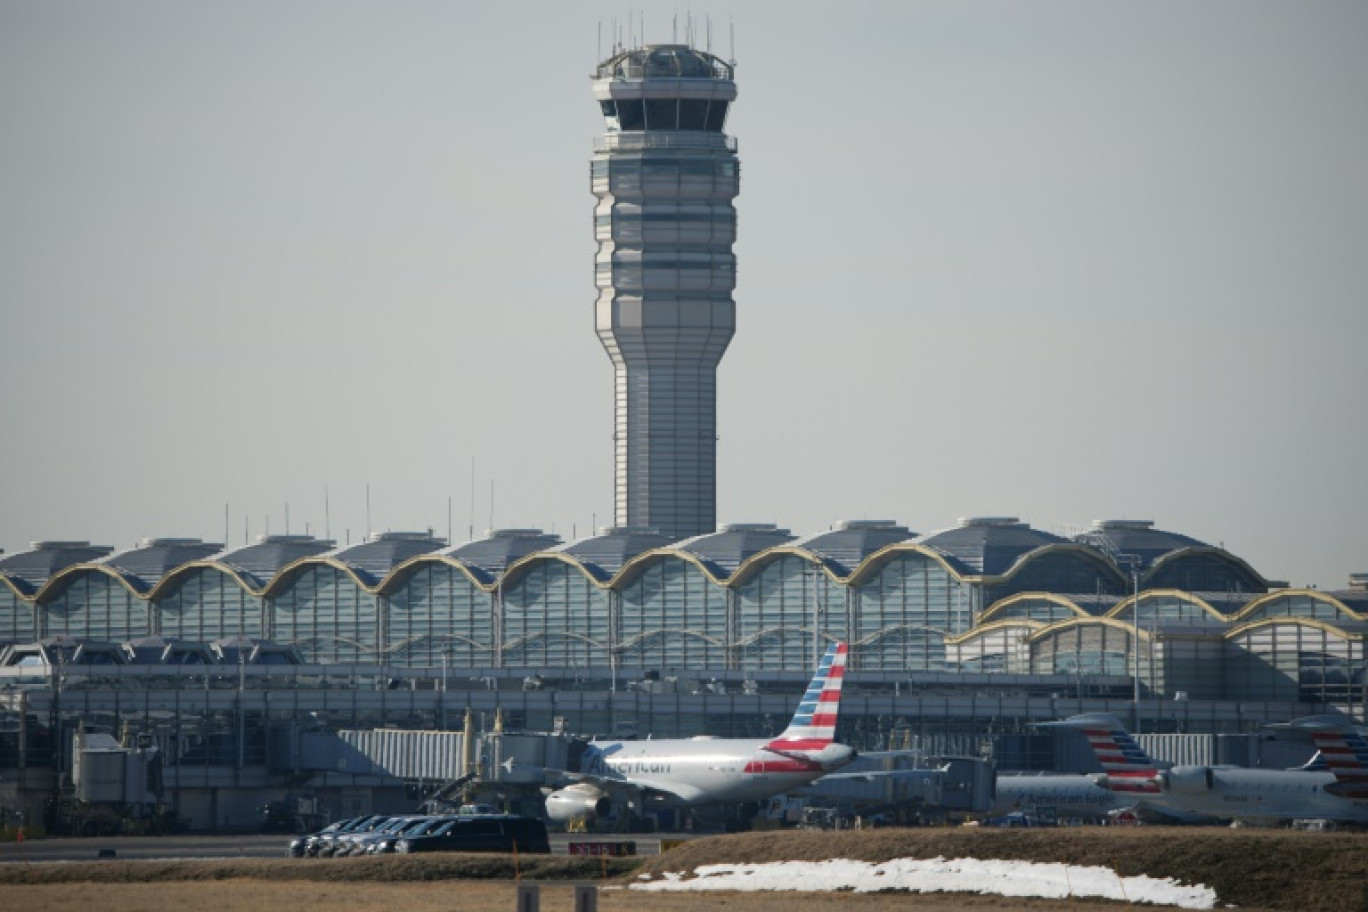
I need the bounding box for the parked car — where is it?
[351,815,444,855]
[316,815,400,857]
[394,815,549,854]
[331,815,422,857]
[289,814,384,858]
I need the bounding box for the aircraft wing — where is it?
[501,759,693,806]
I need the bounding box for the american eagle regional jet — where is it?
[1052,712,1368,826]
[539,641,856,824]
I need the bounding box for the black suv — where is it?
[393,815,550,854]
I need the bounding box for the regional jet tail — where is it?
[1039,714,1210,823]
[1038,713,1164,795]
[1055,712,1368,826]
[542,641,855,826]
[1270,714,1368,801]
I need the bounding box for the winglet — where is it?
[1039,713,1162,794]
[767,641,847,751]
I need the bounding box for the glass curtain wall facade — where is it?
[1226,620,1363,706]
[981,550,1125,608]
[1,586,36,643]
[501,561,610,668]
[1030,621,1138,679]
[270,565,379,664]
[157,567,265,641]
[41,572,149,641]
[384,563,493,668]
[617,557,729,670]
[3,538,1362,715]
[853,551,970,672]
[733,555,846,671]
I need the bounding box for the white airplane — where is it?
[540,641,857,826]
[991,772,1133,821]
[1051,712,1368,826]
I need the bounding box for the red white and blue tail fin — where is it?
[1281,715,1368,800]
[767,641,847,751]
[1041,713,1163,795]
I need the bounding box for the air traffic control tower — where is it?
[591,44,739,540]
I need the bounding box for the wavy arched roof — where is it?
[978,593,1092,625]
[672,524,797,578]
[1104,589,1229,624]
[548,527,677,581]
[1,574,34,599]
[323,533,447,585]
[150,560,269,599]
[376,553,492,595]
[261,556,384,598]
[1025,616,1155,645]
[1144,546,1268,591]
[37,563,150,602]
[1224,616,1357,642]
[945,618,1046,646]
[210,535,335,587]
[726,547,846,587]
[0,541,113,589]
[102,538,224,587]
[449,529,562,578]
[789,521,917,577]
[842,542,971,586]
[1230,589,1366,625]
[1072,519,1208,569]
[916,517,1068,575]
[612,546,736,588]
[984,542,1129,587]
[494,550,606,592]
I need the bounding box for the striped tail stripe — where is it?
[1081,725,1162,794]
[768,641,847,750]
[1307,729,1368,789]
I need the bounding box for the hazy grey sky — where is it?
[1,2,1364,589]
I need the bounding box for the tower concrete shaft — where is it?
[591,44,739,540]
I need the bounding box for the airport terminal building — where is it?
[2,43,1363,832]
[1,517,1365,830]
[2,516,1365,713]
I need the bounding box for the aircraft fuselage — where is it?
[583,737,856,805]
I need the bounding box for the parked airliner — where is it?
[1053,712,1368,826]
[992,772,1133,821]
[539,641,856,825]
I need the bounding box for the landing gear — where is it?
[724,802,760,832]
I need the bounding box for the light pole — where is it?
[1119,555,1142,732]
[440,649,448,731]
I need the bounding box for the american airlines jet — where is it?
[541,641,856,825]
[992,772,1134,821]
[1053,712,1368,826]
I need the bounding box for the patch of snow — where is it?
[629,857,1217,910]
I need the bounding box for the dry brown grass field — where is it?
[3,827,1366,911]
[0,881,1168,912]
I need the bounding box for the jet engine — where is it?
[1158,767,1216,794]
[544,784,612,824]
